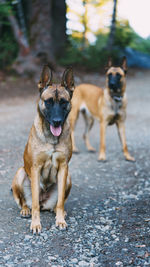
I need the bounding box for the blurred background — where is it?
[0,0,150,77]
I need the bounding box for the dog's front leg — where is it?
[30,167,41,234]
[98,120,107,161]
[56,162,68,229]
[116,121,135,161]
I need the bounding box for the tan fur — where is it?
[70,65,135,162]
[12,68,74,234]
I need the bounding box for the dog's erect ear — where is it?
[61,67,74,97]
[121,56,127,74]
[38,65,53,91]
[105,57,113,72]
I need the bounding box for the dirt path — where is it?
[0,71,150,266]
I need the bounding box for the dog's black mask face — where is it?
[38,66,74,137]
[106,57,127,102]
[108,72,123,101]
[43,96,71,128]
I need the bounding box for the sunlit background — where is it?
[63,0,150,69]
[66,0,150,43]
[0,0,150,72]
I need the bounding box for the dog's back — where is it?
[71,83,103,118]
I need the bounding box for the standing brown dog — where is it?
[12,66,75,233]
[69,57,135,162]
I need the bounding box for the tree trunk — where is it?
[107,0,118,51]
[1,0,30,56]
[51,0,67,58]
[8,14,30,56]
[82,0,88,50]
[12,0,56,76]
[30,0,54,64]
[9,0,67,76]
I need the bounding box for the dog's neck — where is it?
[111,98,122,115]
[105,88,125,114]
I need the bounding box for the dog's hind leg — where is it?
[69,108,80,153]
[81,110,96,152]
[12,167,31,218]
[42,173,72,213]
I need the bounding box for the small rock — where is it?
[40,233,48,240]
[71,258,78,264]
[95,225,101,230]
[116,261,123,266]
[78,260,88,266]
[24,235,33,241]
[122,248,128,252]
[3,255,10,261]
[125,237,129,242]
[48,256,56,261]
[137,250,145,258]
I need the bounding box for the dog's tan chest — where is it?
[40,150,66,189]
[107,107,125,125]
[102,91,126,125]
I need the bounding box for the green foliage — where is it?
[0,2,11,24]
[59,17,150,71]
[114,19,150,54]
[58,35,109,70]
[114,20,134,48]
[0,2,18,69]
[0,30,18,69]
[130,35,150,54]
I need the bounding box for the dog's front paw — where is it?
[20,206,31,218]
[88,146,96,153]
[30,220,41,234]
[56,217,67,230]
[72,147,80,154]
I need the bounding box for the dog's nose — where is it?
[52,119,61,127]
[110,82,116,89]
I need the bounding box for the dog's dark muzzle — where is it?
[52,118,62,127]
[109,82,118,91]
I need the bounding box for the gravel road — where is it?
[0,71,150,266]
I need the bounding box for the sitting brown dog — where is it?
[69,57,135,162]
[12,66,75,233]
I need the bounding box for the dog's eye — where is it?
[60,98,67,104]
[44,98,53,106]
[60,98,68,108]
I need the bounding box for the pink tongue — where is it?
[50,125,62,137]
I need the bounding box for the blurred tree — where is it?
[27,0,66,65]
[0,0,29,56]
[0,0,67,74]
[51,0,67,58]
[0,1,19,69]
[114,20,134,48]
[82,0,88,49]
[29,0,54,64]
[107,0,118,51]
